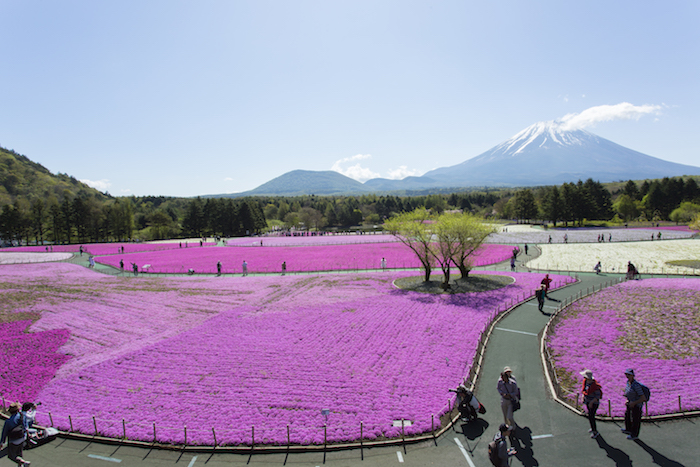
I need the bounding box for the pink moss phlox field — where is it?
[8,242,216,255]
[0,262,572,445]
[95,243,515,274]
[547,278,700,416]
[0,320,70,402]
[228,234,399,246]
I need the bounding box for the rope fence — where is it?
[540,276,700,422]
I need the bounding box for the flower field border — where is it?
[540,278,700,423]
[20,276,575,454]
[0,263,574,452]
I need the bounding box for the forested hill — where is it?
[0,146,109,205]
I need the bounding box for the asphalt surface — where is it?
[7,249,698,466]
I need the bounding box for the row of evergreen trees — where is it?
[504,177,700,225]
[2,176,698,245]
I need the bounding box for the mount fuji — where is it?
[220,121,700,196]
[420,121,700,187]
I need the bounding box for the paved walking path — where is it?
[12,251,699,466]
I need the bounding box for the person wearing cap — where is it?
[580,369,602,438]
[497,366,520,428]
[492,423,517,466]
[623,368,646,440]
[0,402,31,466]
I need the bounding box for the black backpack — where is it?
[8,414,25,440]
[638,382,651,401]
[487,438,502,466]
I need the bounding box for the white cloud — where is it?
[332,154,380,182]
[332,154,423,182]
[80,178,111,192]
[120,189,131,193]
[556,102,662,131]
[387,165,423,180]
[224,177,234,181]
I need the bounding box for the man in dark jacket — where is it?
[1,402,31,466]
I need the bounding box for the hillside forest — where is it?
[1,146,699,245]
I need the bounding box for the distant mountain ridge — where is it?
[211,121,700,197]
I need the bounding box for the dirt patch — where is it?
[666,260,700,269]
[394,274,514,294]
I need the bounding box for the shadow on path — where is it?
[510,425,539,467]
[595,435,632,467]
[634,439,686,467]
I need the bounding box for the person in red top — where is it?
[580,369,603,438]
[540,274,553,298]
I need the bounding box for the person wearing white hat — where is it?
[580,369,603,438]
[497,366,520,428]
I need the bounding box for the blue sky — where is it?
[1,1,698,197]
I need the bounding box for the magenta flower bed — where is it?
[8,242,216,256]
[228,234,399,247]
[96,243,515,274]
[0,262,572,445]
[0,320,70,402]
[547,278,700,416]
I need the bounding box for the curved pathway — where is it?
[16,255,699,466]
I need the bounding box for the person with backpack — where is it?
[622,368,648,440]
[488,423,516,466]
[0,402,31,466]
[580,369,602,438]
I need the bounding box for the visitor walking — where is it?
[497,366,520,428]
[489,424,516,467]
[535,284,546,312]
[217,261,222,276]
[541,274,553,298]
[564,233,568,243]
[281,261,286,275]
[132,263,138,276]
[119,259,124,271]
[510,256,516,271]
[524,244,528,256]
[242,260,248,276]
[88,255,95,268]
[381,257,387,270]
[594,261,601,275]
[622,368,647,440]
[1,402,30,466]
[580,369,602,438]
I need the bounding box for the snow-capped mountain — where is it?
[219,121,700,196]
[421,121,700,186]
